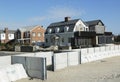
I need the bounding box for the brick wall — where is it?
[30,26,45,44]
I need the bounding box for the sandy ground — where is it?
[16,56,120,82]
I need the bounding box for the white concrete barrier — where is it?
[12,56,47,80]
[110,46,115,50]
[0,69,10,82]
[72,49,81,52]
[105,46,110,51]
[35,52,53,65]
[26,57,47,80]
[80,45,120,64]
[67,52,80,66]
[81,55,89,63]
[14,52,53,66]
[0,64,28,82]
[53,53,68,71]
[0,56,11,68]
[14,64,28,80]
[100,46,106,52]
[94,47,100,53]
[81,49,88,55]
[88,48,94,54]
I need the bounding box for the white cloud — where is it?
[28,6,85,22]
[28,16,46,22]
[0,6,85,29]
[47,6,83,18]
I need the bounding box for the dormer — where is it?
[55,27,60,33]
[48,28,52,33]
[64,26,69,32]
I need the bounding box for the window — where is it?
[32,40,36,43]
[9,34,11,38]
[55,27,60,33]
[64,26,69,32]
[2,34,4,37]
[48,28,52,33]
[32,32,36,37]
[86,28,88,31]
[46,38,48,43]
[62,38,64,42]
[38,32,41,37]
[80,27,83,31]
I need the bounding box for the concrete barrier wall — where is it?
[105,46,110,51]
[88,48,94,54]
[81,49,88,55]
[80,45,120,64]
[100,47,106,52]
[53,53,68,71]
[15,52,53,66]
[26,57,47,80]
[53,51,80,71]
[94,47,100,53]
[35,52,53,65]
[52,45,120,66]
[0,56,11,68]
[0,64,28,82]
[67,52,80,66]
[12,56,47,80]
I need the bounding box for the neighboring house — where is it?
[85,20,113,45]
[0,28,15,44]
[45,17,96,48]
[45,17,113,48]
[16,25,45,45]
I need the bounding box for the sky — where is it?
[0,0,120,34]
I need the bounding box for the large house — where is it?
[45,17,113,48]
[16,25,45,45]
[85,20,113,45]
[0,28,15,44]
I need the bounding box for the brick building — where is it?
[16,25,45,45]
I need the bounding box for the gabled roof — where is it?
[85,20,104,26]
[49,19,79,27]
[0,30,4,33]
[8,30,16,33]
[0,30,15,34]
[19,25,39,32]
[46,19,79,33]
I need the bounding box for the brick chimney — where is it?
[4,28,9,43]
[65,17,71,22]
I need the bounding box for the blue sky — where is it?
[0,0,120,34]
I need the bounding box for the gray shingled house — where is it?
[85,20,113,45]
[45,17,113,48]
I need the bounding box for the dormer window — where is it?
[55,27,60,33]
[48,28,52,33]
[64,26,69,32]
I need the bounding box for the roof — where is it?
[0,30,15,34]
[0,30,4,33]
[85,20,104,26]
[46,19,79,33]
[19,25,39,32]
[8,30,16,33]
